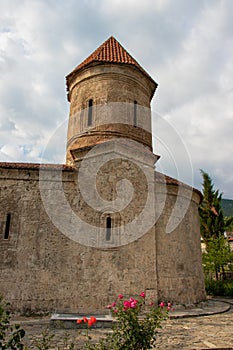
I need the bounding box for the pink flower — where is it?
[167,302,172,308]
[159,302,165,308]
[123,300,130,310]
[149,302,154,306]
[130,301,137,308]
[113,309,118,313]
[118,294,123,299]
[107,304,112,309]
[111,302,116,307]
[128,297,138,308]
[140,292,145,298]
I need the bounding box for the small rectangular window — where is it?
[133,100,137,127]
[4,213,11,240]
[88,99,93,126]
[106,217,111,241]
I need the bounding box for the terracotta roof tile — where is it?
[66,36,156,85]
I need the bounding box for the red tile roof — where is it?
[66,36,157,86]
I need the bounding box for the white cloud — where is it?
[0,0,232,197]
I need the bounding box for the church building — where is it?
[0,37,206,314]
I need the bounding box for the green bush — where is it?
[0,295,25,349]
[205,278,233,296]
[0,293,169,349]
[84,292,170,350]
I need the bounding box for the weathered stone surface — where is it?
[0,163,205,313]
[0,37,205,314]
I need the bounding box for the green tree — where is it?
[224,216,233,232]
[202,235,233,280]
[199,170,225,245]
[199,170,233,282]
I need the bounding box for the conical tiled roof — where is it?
[66,36,156,85]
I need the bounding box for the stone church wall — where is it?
[0,165,158,314]
[155,180,206,304]
[0,37,206,314]
[0,163,205,314]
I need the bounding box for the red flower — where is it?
[90,316,97,324]
[140,292,145,298]
[118,294,123,299]
[88,319,94,327]
[77,316,97,327]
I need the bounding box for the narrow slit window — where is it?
[106,217,111,241]
[88,99,93,126]
[133,100,137,127]
[4,213,11,240]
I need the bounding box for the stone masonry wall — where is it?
[155,183,206,304]
[0,163,205,314]
[66,63,155,164]
[0,165,158,314]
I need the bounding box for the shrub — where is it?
[205,278,233,296]
[0,295,25,349]
[0,293,170,349]
[84,292,170,350]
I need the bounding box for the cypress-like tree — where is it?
[200,170,233,280]
[199,170,225,245]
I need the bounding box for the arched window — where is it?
[106,216,111,241]
[133,100,137,127]
[4,213,11,240]
[88,99,93,126]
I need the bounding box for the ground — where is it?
[11,298,233,349]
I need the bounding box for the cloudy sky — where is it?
[0,0,233,198]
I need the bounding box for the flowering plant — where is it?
[86,292,171,350]
[76,316,97,349]
[77,316,97,328]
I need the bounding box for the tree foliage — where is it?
[199,170,233,282]
[199,170,225,244]
[202,235,233,280]
[0,295,25,349]
[224,216,233,231]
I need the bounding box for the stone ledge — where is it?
[49,300,231,329]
